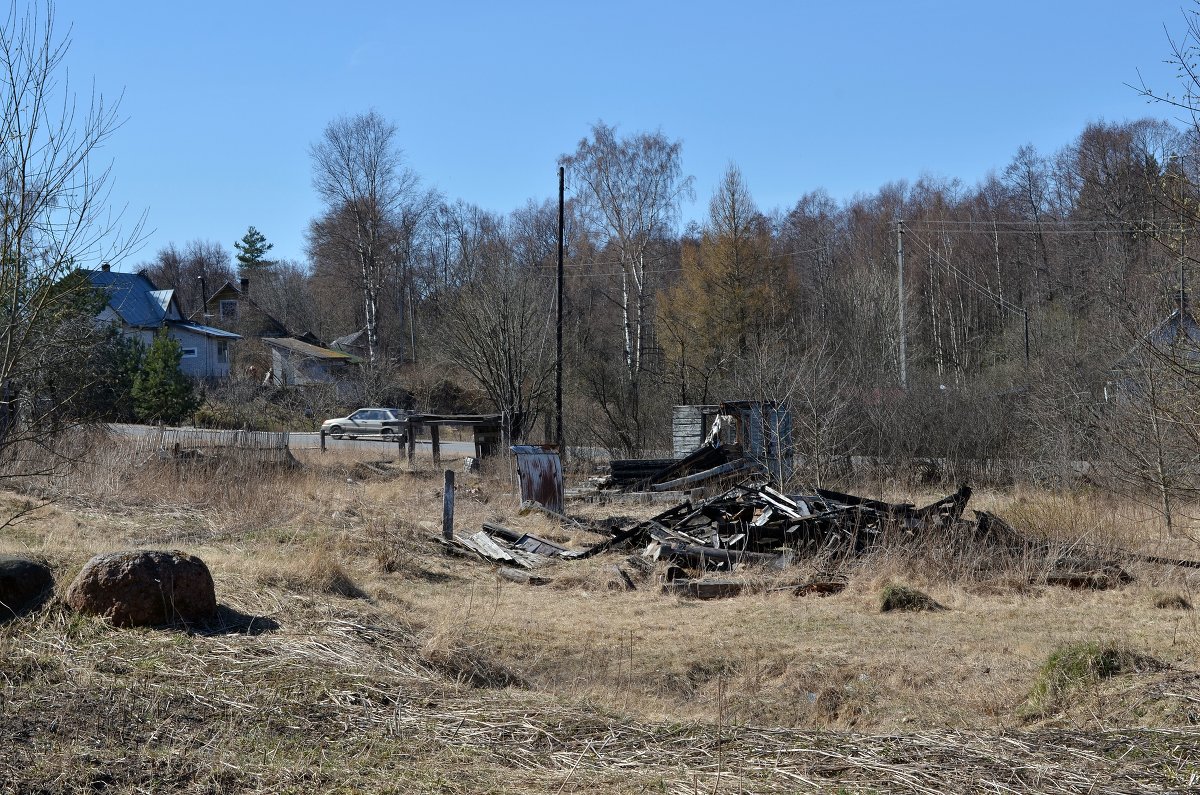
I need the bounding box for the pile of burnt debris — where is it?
[455,483,999,576]
[442,478,1200,598]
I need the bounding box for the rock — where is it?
[64,550,216,627]
[0,556,54,618]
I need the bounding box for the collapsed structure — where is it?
[607,401,793,492]
[450,479,1022,573]
[441,398,1199,596]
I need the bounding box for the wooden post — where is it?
[430,424,441,466]
[406,419,416,463]
[319,429,326,452]
[441,469,455,540]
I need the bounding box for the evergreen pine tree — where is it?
[234,225,274,274]
[132,332,199,424]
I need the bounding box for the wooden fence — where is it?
[125,426,295,466]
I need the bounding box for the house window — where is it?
[217,341,228,364]
[180,347,198,358]
[219,299,238,319]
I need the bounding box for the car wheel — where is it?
[329,425,344,440]
[381,428,394,438]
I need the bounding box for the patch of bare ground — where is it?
[0,435,1198,792]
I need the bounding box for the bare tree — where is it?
[309,110,437,363]
[560,122,692,451]
[436,205,555,441]
[0,1,141,469]
[142,239,233,316]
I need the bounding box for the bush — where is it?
[132,332,199,424]
[1021,641,1159,720]
[879,584,945,613]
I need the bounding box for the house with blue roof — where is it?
[1104,293,1200,403]
[88,264,241,380]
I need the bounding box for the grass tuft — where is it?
[1153,592,1193,610]
[256,548,368,599]
[879,583,945,613]
[1020,641,1161,721]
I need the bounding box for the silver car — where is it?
[321,408,409,439]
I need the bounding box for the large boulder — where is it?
[64,550,216,627]
[0,556,54,618]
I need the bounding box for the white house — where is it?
[88,265,241,380]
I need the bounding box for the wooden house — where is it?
[88,265,241,380]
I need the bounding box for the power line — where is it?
[905,228,1026,316]
[899,219,1182,235]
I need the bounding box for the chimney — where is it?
[100,262,110,272]
[240,277,249,296]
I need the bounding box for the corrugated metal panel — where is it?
[511,445,564,514]
[172,321,242,339]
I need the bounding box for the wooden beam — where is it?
[441,469,455,540]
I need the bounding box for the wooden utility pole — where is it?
[556,166,565,454]
[897,218,908,389]
[1022,308,1030,365]
[441,469,455,540]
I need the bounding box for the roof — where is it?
[87,269,172,327]
[1112,306,1200,372]
[263,336,356,361]
[331,329,368,350]
[169,320,242,340]
[200,280,305,340]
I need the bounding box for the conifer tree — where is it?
[132,332,199,424]
[234,226,274,274]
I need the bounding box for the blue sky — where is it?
[57,0,1194,268]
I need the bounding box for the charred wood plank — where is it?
[662,578,745,600]
[496,566,552,586]
[652,542,786,569]
[650,459,751,492]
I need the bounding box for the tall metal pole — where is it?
[897,218,907,389]
[556,166,565,453]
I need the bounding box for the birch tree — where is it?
[309,111,436,363]
[560,122,692,451]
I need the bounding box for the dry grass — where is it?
[0,437,1199,792]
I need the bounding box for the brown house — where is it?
[196,278,325,380]
[200,278,289,339]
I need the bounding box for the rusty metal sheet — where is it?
[511,444,564,514]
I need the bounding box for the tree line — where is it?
[10,0,1200,512]
[132,114,1199,476]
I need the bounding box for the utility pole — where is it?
[1022,307,1030,365]
[556,166,565,454]
[897,218,907,389]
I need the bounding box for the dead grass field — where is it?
[1,432,1199,793]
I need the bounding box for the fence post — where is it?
[442,469,455,540]
[431,424,441,466]
[320,429,326,452]
[406,419,416,463]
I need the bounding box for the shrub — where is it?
[1021,641,1159,720]
[879,584,945,613]
[1153,592,1193,610]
